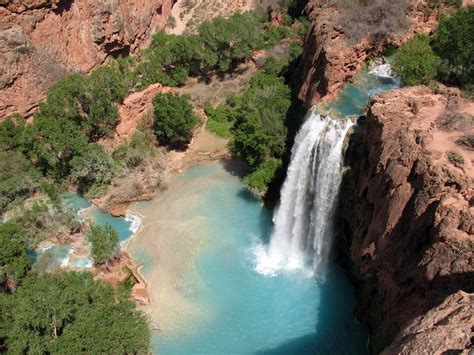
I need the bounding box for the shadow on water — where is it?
[255,269,368,355]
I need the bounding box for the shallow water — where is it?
[62,192,136,242]
[130,164,368,354]
[32,194,139,271]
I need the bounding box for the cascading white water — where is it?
[255,109,353,277]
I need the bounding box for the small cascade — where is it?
[256,109,353,277]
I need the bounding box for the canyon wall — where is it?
[341,86,474,353]
[0,0,175,120]
[296,0,457,106]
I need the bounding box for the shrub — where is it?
[153,93,199,148]
[456,135,474,149]
[447,150,465,166]
[433,6,474,86]
[203,102,236,138]
[392,34,438,86]
[263,57,288,76]
[243,158,282,195]
[89,223,120,266]
[0,151,39,214]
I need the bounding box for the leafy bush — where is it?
[0,222,31,288]
[392,34,438,86]
[263,57,288,76]
[0,151,39,214]
[153,93,199,148]
[433,6,474,86]
[243,158,282,195]
[113,125,156,168]
[70,144,115,197]
[447,150,465,166]
[89,224,120,266]
[203,102,236,138]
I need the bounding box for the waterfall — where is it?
[255,109,353,277]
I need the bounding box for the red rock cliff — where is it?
[341,86,473,353]
[297,0,459,106]
[0,0,175,119]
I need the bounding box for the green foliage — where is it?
[447,150,465,166]
[39,63,127,141]
[230,74,291,168]
[203,102,236,138]
[70,143,115,197]
[89,224,119,266]
[433,6,474,86]
[23,115,90,179]
[0,115,26,151]
[136,32,201,87]
[392,34,438,86]
[1,272,150,353]
[0,222,31,288]
[243,158,282,195]
[288,42,303,62]
[153,93,199,148]
[198,12,266,73]
[8,202,76,247]
[113,124,157,168]
[263,57,288,76]
[0,151,39,214]
[264,25,292,48]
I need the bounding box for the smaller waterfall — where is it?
[255,110,353,277]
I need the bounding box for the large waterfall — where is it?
[256,109,353,277]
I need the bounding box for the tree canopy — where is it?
[153,92,199,148]
[433,6,474,85]
[1,272,150,353]
[392,34,438,86]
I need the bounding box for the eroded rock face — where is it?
[0,0,175,119]
[342,86,474,352]
[382,291,474,355]
[297,0,454,106]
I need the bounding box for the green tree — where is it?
[1,273,150,353]
[0,222,31,289]
[23,115,89,179]
[433,6,474,85]
[89,224,120,266]
[197,12,266,73]
[392,34,438,85]
[153,93,198,148]
[230,74,291,168]
[70,143,115,197]
[0,151,39,214]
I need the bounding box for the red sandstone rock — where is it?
[297,0,457,106]
[345,86,474,352]
[382,291,474,355]
[0,0,175,120]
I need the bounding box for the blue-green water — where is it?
[62,192,136,242]
[141,164,367,354]
[33,193,138,271]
